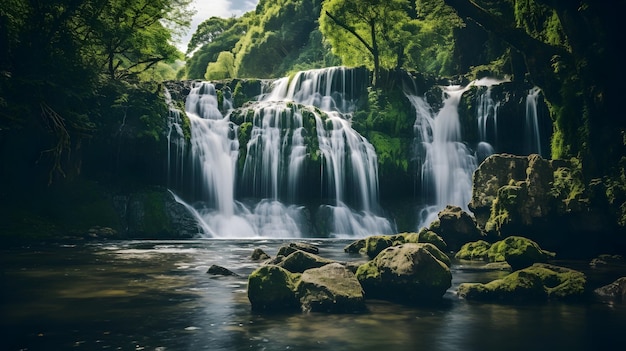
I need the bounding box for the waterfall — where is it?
[476,86,499,151]
[409,78,506,228]
[524,87,543,156]
[168,67,393,238]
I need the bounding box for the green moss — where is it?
[458,263,586,302]
[487,236,555,270]
[232,81,246,108]
[485,184,526,234]
[364,235,393,259]
[368,131,409,171]
[455,240,491,260]
[247,265,301,311]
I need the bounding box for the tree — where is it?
[187,16,238,56]
[205,51,235,80]
[319,0,412,86]
[82,0,192,80]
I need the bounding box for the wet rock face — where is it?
[469,153,622,256]
[355,243,452,303]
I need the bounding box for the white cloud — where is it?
[176,0,259,53]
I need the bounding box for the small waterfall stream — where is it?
[524,87,544,156]
[408,78,506,228]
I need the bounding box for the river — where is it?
[2,239,625,350]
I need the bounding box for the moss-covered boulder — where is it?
[455,240,492,261]
[458,263,586,302]
[487,236,555,270]
[356,243,452,303]
[247,265,300,311]
[393,230,448,252]
[344,231,447,259]
[427,205,483,252]
[296,263,366,313]
[276,250,334,273]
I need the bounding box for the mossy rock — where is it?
[247,265,300,311]
[296,263,366,313]
[276,250,334,273]
[393,230,448,252]
[345,232,447,259]
[458,263,586,302]
[455,240,492,261]
[487,236,555,270]
[356,243,452,303]
[428,205,482,251]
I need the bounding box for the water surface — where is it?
[2,240,625,350]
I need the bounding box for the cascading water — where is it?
[168,67,393,238]
[409,78,506,228]
[524,87,544,156]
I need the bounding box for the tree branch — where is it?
[324,11,374,56]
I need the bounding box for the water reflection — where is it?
[2,240,625,351]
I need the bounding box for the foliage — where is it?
[0,0,191,185]
[320,0,412,84]
[205,51,235,80]
[184,14,248,79]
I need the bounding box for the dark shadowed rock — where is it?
[594,277,626,303]
[251,248,270,261]
[207,265,240,277]
[428,205,483,252]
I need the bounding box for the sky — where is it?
[176,0,259,53]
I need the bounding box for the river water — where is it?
[2,239,625,351]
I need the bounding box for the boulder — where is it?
[355,243,452,303]
[458,263,586,302]
[296,263,366,313]
[276,242,320,257]
[428,205,483,251]
[344,231,447,259]
[247,265,300,311]
[207,265,239,277]
[486,236,555,270]
[251,248,270,261]
[594,277,626,303]
[276,250,334,273]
